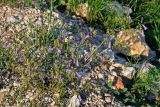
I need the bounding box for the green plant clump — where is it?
[0,13,107,105]
[113,68,160,106]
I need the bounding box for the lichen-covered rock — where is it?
[74,3,89,18]
[114,29,150,57]
[0,88,9,103]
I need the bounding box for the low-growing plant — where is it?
[0,0,46,9]
[131,67,160,105]
[112,67,160,106]
[0,10,108,105]
[66,0,131,34]
[0,0,19,6]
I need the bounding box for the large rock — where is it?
[114,29,150,57]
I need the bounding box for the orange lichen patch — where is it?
[130,41,149,56]
[112,63,124,69]
[115,76,124,89]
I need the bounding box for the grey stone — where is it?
[68,95,82,107]
[44,96,53,103]
[7,16,19,23]
[149,50,156,58]
[115,57,126,65]
[98,74,104,79]
[103,49,115,61]
[123,67,136,79]
[139,62,155,73]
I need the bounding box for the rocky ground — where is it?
[0,5,159,107]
